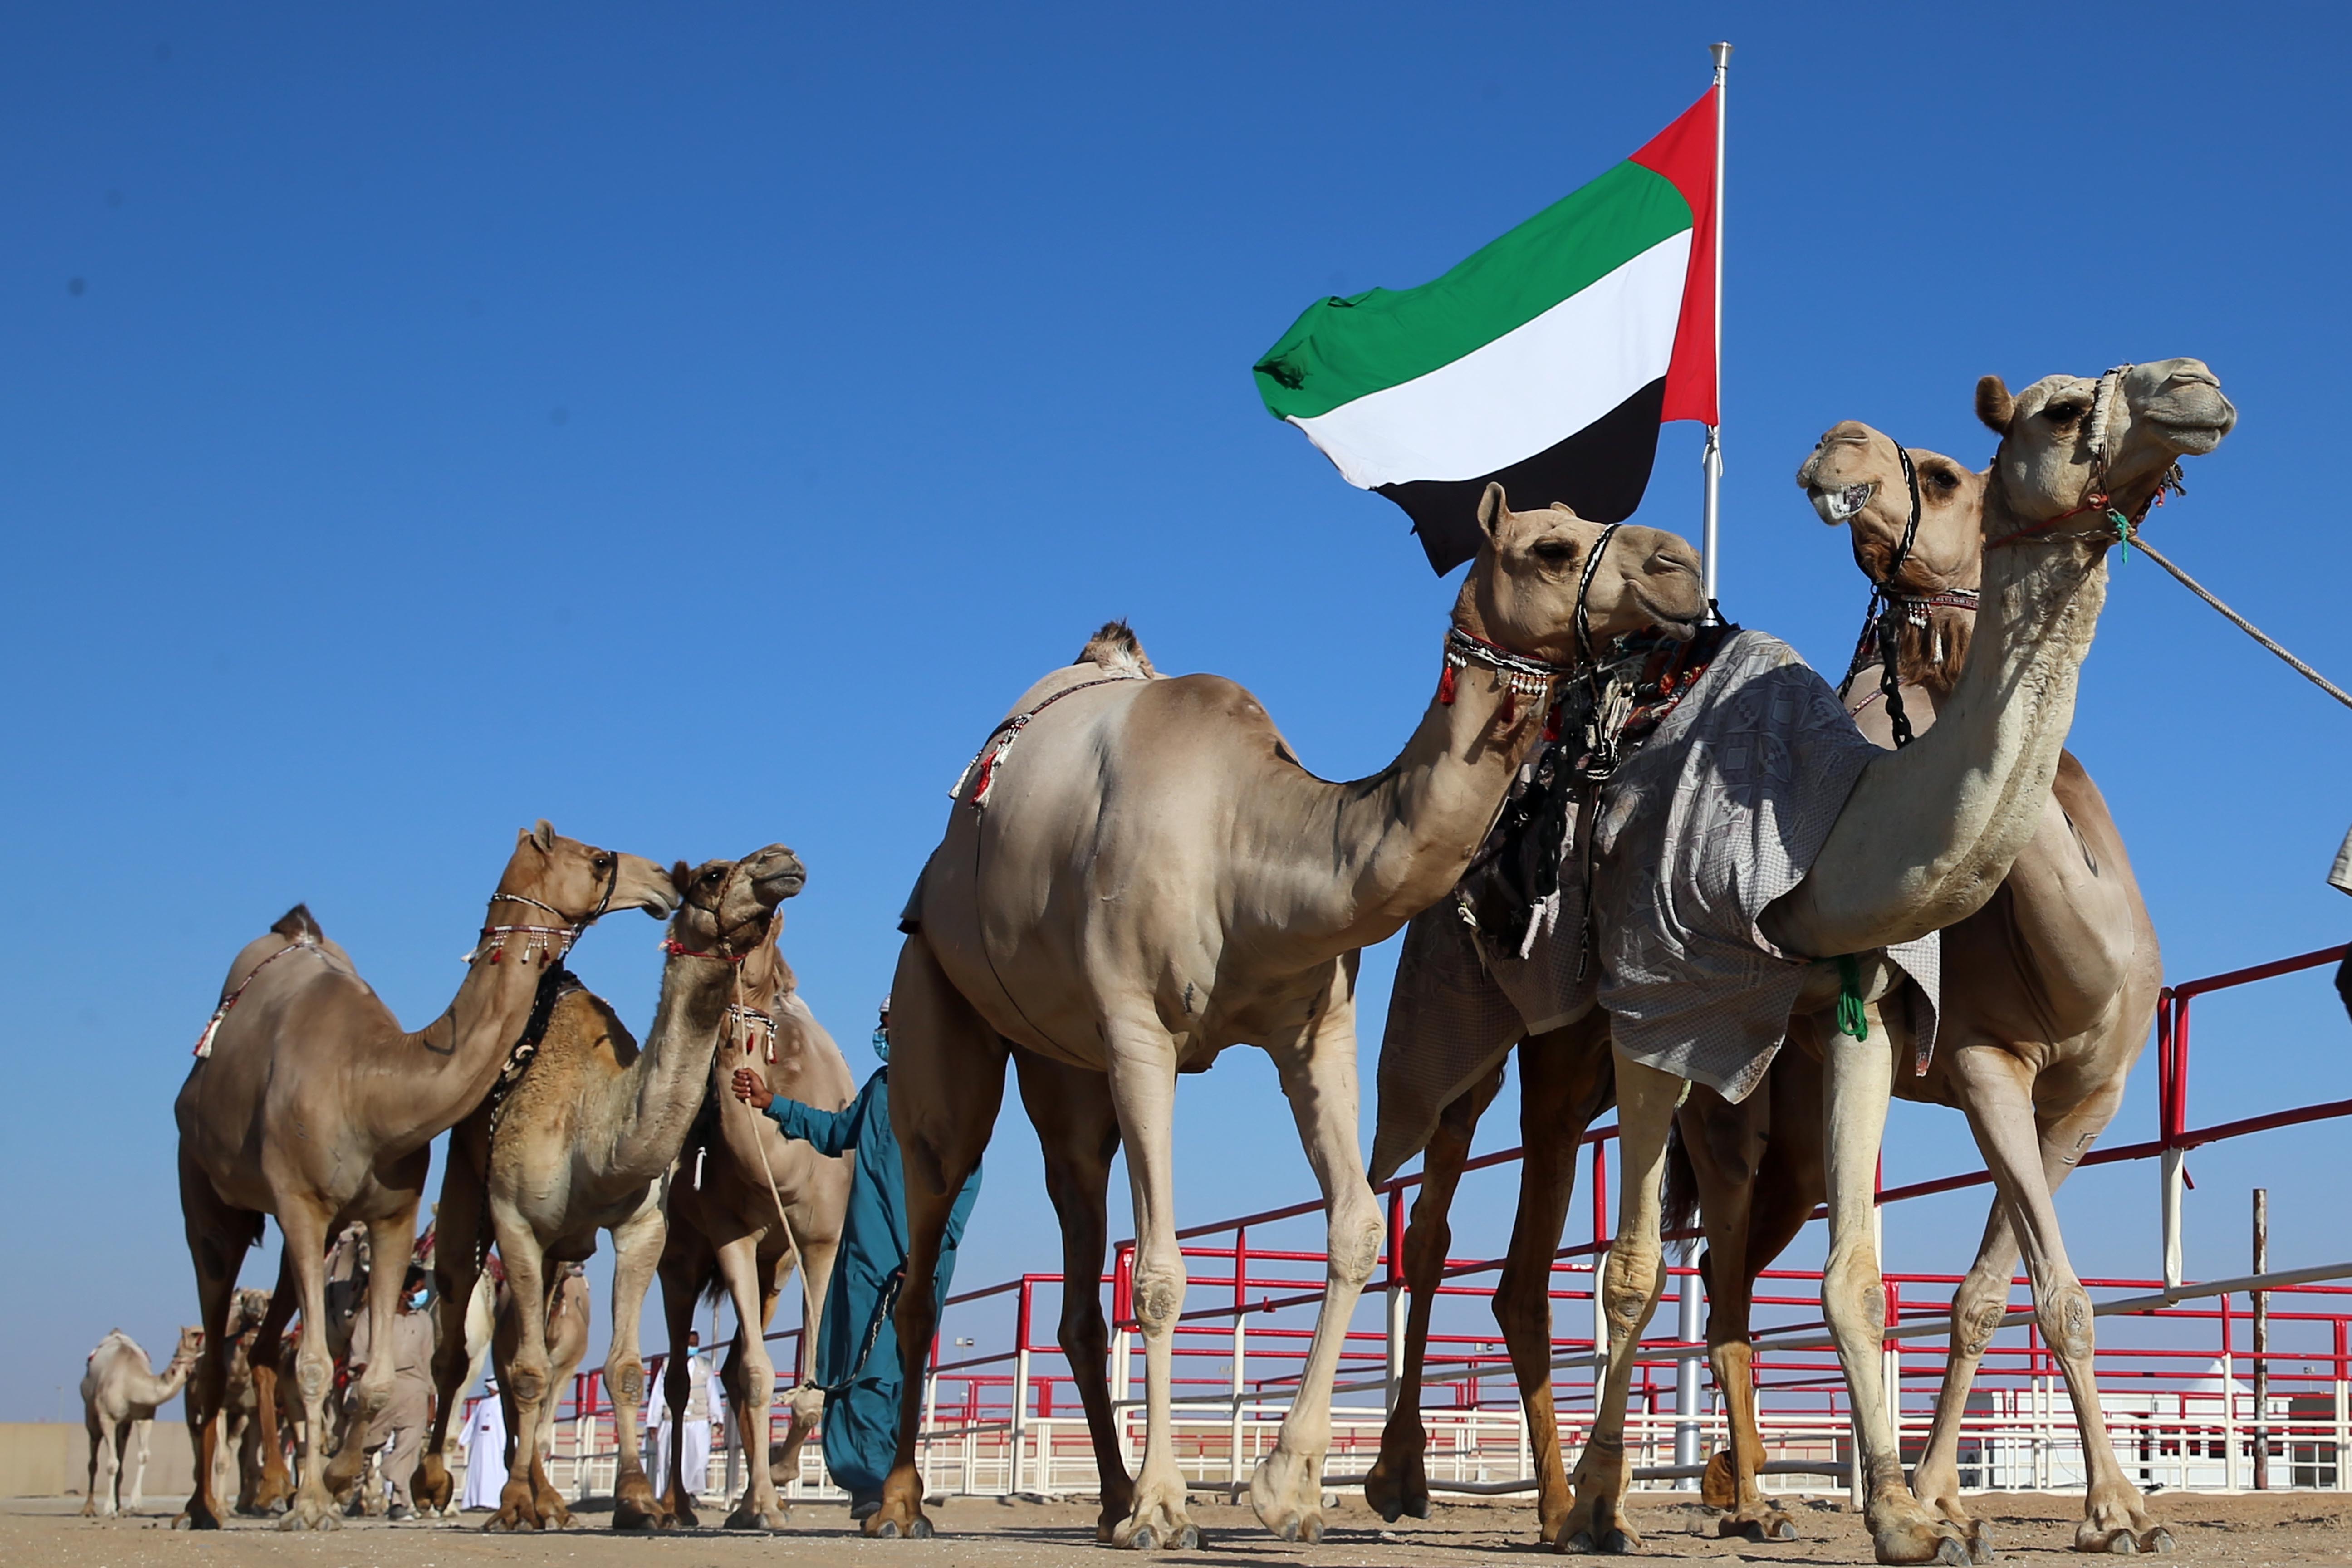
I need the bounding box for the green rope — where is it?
[2108,508,2133,566]
[1836,954,1869,1041]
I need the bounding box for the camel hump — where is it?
[271,904,323,942]
[1075,619,1156,679]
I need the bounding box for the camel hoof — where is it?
[2141,1529,2172,1555]
[1935,1542,1970,1566]
[1129,1524,1156,1551]
[2104,1534,2137,1555]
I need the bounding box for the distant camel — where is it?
[82,1326,202,1517]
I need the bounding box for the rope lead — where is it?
[1836,954,1870,1042]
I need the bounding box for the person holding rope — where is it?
[733,996,981,1529]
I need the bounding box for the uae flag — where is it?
[1253,90,1720,573]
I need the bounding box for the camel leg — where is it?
[126,1419,150,1512]
[653,1247,707,1527]
[714,1233,790,1530]
[85,1411,117,1518]
[868,932,1009,1540]
[1557,1054,1682,1554]
[1496,1017,1614,1544]
[175,1155,249,1531]
[241,1259,299,1515]
[416,1149,488,1514]
[324,1209,414,1509]
[1680,1053,1822,1543]
[606,1202,668,1530]
[1364,1062,1504,1526]
[1249,980,1385,1545]
[773,1234,834,1494]
[486,1237,557,1531]
[1944,1054,2161,1556]
[271,1205,344,1530]
[1013,1044,1135,1542]
[1821,1019,1967,1567]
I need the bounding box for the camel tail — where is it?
[1076,619,1155,679]
[1661,1123,1700,1242]
[271,903,323,942]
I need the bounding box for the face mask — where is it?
[407,1291,428,1311]
[872,1026,890,1063]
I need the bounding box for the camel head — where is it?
[496,819,681,926]
[169,1326,205,1370]
[665,844,807,959]
[1798,422,1984,594]
[1976,358,2236,526]
[1458,482,1706,662]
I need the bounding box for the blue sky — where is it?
[4,2,2347,1423]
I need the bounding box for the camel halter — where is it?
[469,854,622,966]
[1845,441,1980,749]
[1983,365,2178,555]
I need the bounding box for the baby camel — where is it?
[82,1327,202,1517]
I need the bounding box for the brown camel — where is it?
[413,845,808,1533]
[1667,421,2167,1558]
[1545,362,2234,1565]
[877,491,1711,1548]
[655,911,853,1530]
[174,823,680,1530]
[206,1289,274,1514]
[81,1326,202,1517]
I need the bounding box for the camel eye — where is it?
[1531,541,1577,565]
[2043,402,2086,424]
[592,854,611,870]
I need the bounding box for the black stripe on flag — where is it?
[1376,377,1668,575]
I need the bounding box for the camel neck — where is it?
[1764,482,2112,957]
[1276,636,1553,959]
[599,944,740,1182]
[384,927,576,1151]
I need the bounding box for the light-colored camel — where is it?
[415,845,808,1532]
[173,822,681,1530]
[656,912,853,1530]
[82,1327,202,1517]
[1669,422,2167,1557]
[879,492,1711,1547]
[1557,361,2234,1565]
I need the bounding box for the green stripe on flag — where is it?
[1254,160,1692,422]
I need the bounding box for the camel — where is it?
[82,1327,202,1517]
[406,1220,499,1516]
[212,1289,277,1513]
[1666,421,2168,1558]
[1543,361,2234,1565]
[173,822,681,1530]
[655,910,853,1530]
[877,493,1712,1548]
[414,844,809,1532]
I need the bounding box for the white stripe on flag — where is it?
[1288,231,1690,490]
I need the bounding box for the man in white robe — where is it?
[458,1378,508,1511]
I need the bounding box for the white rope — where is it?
[2132,536,2352,712]
[725,975,824,1396]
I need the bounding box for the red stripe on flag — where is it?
[1629,88,1718,427]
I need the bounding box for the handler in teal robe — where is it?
[734,1011,981,1514]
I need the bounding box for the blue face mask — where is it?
[872,1026,890,1063]
[407,1290,428,1311]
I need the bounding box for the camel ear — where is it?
[1976,376,2014,435]
[530,819,557,852]
[669,860,691,896]
[1476,481,1509,539]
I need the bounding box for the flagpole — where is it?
[1702,41,1730,618]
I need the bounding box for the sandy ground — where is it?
[13,1490,2350,1567]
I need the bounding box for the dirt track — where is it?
[14,1491,2350,1566]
